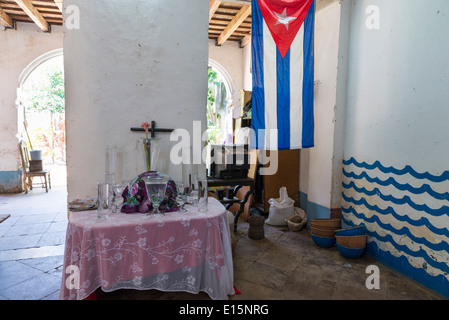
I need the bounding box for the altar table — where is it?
[59,197,234,300]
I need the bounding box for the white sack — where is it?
[265,187,295,226]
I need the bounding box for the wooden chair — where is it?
[226,185,253,230]
[19,141,51,193]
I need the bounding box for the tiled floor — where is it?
[0,169,445,300]
[0,176,67,300]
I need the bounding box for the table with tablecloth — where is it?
[59,197,234,300]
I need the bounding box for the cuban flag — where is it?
[251,0,315,150]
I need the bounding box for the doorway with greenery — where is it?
[19,54,66,185]
[206,65,233,146]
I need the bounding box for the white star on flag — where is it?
[274,8,297,30]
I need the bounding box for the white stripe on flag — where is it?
[263,19,278,150]
[289,23,305,149]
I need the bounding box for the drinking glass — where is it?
[176,182,187,212]
[188,171,199,207]
[198,178,208,213]
[97,182,113,219]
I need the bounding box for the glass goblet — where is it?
[146,181,167,216]
[111,181,126,213]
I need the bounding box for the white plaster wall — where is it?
[64,0,209,199]
[330,0,351,209]
[0,23,63,171]
[242,41,252,91]
[343,0,449,173]
[301,2,341,210]
[339,0,449,295]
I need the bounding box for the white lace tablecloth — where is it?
[59,197,234,300]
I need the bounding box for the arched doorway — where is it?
[207,59,235,145]
[17,48,66,187]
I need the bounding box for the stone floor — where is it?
[0,164,67,300]
[0,168,444,300]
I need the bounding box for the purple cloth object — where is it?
[121,171,178,214]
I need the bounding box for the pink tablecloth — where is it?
[59,197,234,300]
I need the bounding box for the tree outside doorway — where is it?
[20,55,66,185]
[206,66,233,145]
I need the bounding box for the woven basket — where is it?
[285,207,307,232]
[336,234,367,248]
[248,214,265,240]
[311,226,335,237]
[310,218,341,229]
[310,219,341,229]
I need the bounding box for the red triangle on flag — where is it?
[256,0,314,58]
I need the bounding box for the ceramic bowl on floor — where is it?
[311,233,336,248]
[336,243,365,259]
[335,225,366,236]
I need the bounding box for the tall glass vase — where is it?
[136,137,160,174]
[105,145,117,184]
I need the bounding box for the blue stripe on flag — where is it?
[302,0,315,148]
[277,48,291,150]
[251,0,265,150]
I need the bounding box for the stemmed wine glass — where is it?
[141,172,169,216]
[140,172,168,216]
[112,180,127,213]
[176,183,187,212]
[146,181,167,215]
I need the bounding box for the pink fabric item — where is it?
[59,198,234,300]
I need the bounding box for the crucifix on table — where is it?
[130,121,174,171]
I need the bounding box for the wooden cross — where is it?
[130,121,174,138]
[130,121,175,172]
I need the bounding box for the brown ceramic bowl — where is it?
[336,234,367,248]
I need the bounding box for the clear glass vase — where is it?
[136,137,160,174]
[105,145,117,184]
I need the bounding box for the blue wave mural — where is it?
[343,169,449,201]
[368,241,449,298]
[342,206,449,256]
[342,181,449,217]
[342,157,449,298]
[343,157,449,182]
[341,202,449,239]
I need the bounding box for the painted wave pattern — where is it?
[341,157,449,296]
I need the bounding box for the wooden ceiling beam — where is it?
[14,0,49,31]
[3,6,61,15]
[4,8,61,19]
[240,35,251,48]
[0,8,14,28]
[54,0,63,12]
[216,4,250,46]
[209,0,222,22]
